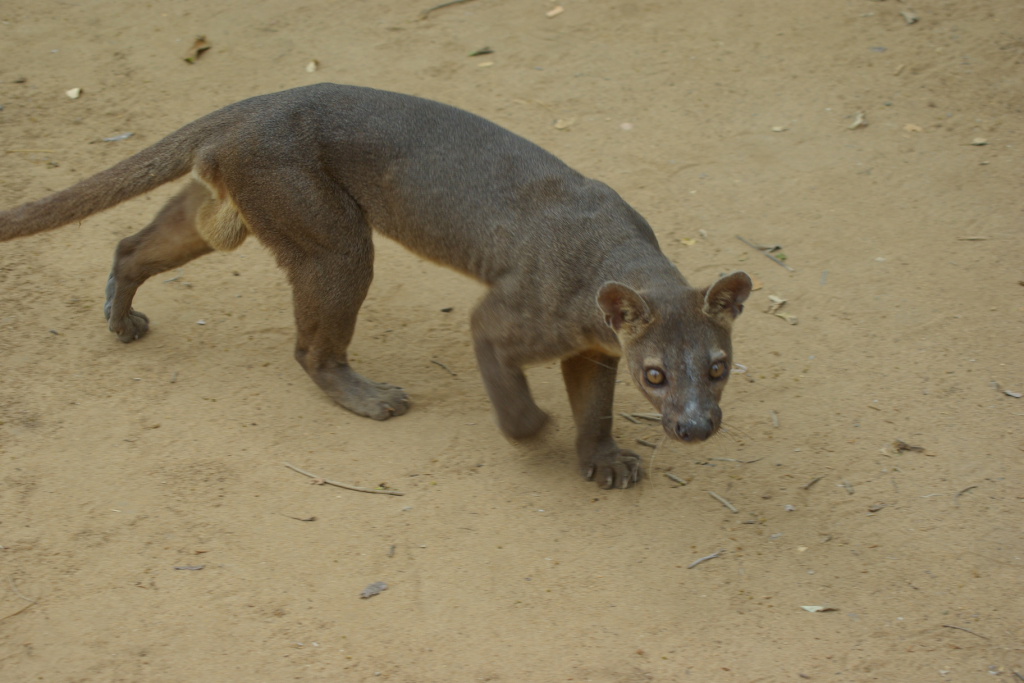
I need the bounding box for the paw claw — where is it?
[582,448,642,490]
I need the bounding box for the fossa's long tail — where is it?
[0,115,225,242]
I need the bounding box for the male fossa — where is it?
[0,84,751,489]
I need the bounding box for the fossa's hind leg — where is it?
[287,233,409,419]
[240,179,409,420]
[105,181,217,342]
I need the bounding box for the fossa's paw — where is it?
[305,364,411,420]
[582,448,642,489]
[105,274,149,342]
[499,405,550,441]
[109,310,150,343]
[348,381,410,420]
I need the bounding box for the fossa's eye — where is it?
[644,367,666,386]
[709,361,726,379]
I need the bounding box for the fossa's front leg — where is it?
[470,299,549,440]
[561,350,641,489]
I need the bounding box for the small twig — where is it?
[664,473,687,486]
[620,412,641,424]
[1012,671,1024,682]
[419,0,479,19]
[281,513,317,522]
[770,410,780,428]
[688,549,725,569]
[430,359,457,377]
[941,624,989,640]
[736,234,795,272]
[1,578,38,621]
[8,578,36,605]
[0,602,35,621]
[803,476,824,491]
[710,457,763,465]
[285,463,405,496]
[954,485,977,505]
[623,412,662,422]
[709,491,738,513]
[635,439,658,448]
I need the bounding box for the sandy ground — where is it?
[1,1,1023,681]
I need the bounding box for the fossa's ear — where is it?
[597,282,653,333]
[703,271,752,320]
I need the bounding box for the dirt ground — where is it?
[1,1,1022,681]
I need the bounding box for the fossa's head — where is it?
[598,271,751,442]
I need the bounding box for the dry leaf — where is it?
[546,5,564,17]
[903,123,922,133]
[801,606,838,613]
[893,440,925,453]
[766,294,787,314]
[900,10,919,24]
[305,60,319,73]
[849,111,868,130]
[553,117,575,130]
[680,238,697,247]
[65,87,82,99]
[775,312,799,325]
[766,295,797,324]
[970,137,988,146]
[184,36,211,64]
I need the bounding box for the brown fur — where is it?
[0,84,751,489]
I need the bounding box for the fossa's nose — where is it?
[669,405,722,442]
[674,418,714,442]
